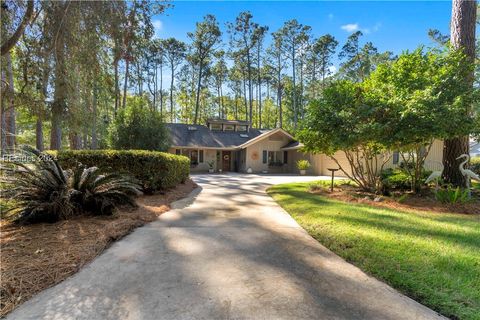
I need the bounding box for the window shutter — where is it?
[262,150,267,164]
[283,151,288,164]
[393,151,399,164]
[199,150,204,163]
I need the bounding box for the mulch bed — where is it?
[310,184,480,215]
[0,179,197,317]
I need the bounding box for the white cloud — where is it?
[328,13,334,20]
[340,22,381,34]
[152,20,163,38]
[328,66,337,75]
[341,23,359,32]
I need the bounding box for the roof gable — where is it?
[166,124,296,149]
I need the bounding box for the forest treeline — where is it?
[1,0,394,151]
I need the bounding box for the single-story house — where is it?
[166,119,445,176]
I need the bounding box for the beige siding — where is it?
[245,132,290,173]
[383,140,444,172]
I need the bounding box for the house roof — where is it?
[165,123,268,149]
[281,141,303,150]
[206,119,251,126]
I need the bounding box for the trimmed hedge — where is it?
[51,150,190,192]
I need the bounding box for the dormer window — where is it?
[211,124,222,131]
[237,125,247,132]
[224,124,235,131]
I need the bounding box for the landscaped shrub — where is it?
[435,185,470,204]
[53,150,190,192]
[381,168,432,193]
[1,147,141,224]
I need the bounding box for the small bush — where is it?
[53,149,190,192]
[435,185,470,204]
[296,160,311,170]
[381,168,431,192]
[381,168,411,190]
[1,147,141,224]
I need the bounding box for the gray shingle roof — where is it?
[165,123,267,148]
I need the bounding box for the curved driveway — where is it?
[8,174,444,320]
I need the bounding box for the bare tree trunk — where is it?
[35,118,43,151]
[292,46,297,129]
[122,59,129,109]
[1,68,7,154]
[91,84,98,149]
[257,43,262,128]
[247,52,253,124]
[170,64,174,122]
[114,59,119,116]
[194,61,203,124]
[160,62,164,116]
[50,10,67,150]
[5,52,16,150]
[442,0,477,187]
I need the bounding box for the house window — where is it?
[268,151,275,164]
[224,124,235,131]
[199,150,204,163]
[211,124,222,131]
[175,149,181,155]
[262,150,267,164]
[237,125,247,132]
[393,151,399,165]
[190,150,199,165]
[283,151,288,164]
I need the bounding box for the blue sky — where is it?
[154,1,451,54]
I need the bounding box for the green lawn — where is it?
[268,182,480,320]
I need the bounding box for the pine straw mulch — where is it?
[0,179,197,317]
[309,184,480,215]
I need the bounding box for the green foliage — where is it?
[380,168,412,191]
[0,147,141,224]
[298,80,389,191]
[381,168,432,193]
[435,185,470,204]
[308,179,352,192]
[296,159,310,170]
[54,149,190,192]
[365,47,477,147]
[108,96,170,151]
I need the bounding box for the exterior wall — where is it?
[168,148,217,173]
[244,132,291,173]
[383,139,444,172]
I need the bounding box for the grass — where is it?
[268,181,480,320]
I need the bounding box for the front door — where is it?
[222,151,231,172]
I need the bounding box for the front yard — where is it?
[268,182,480,320]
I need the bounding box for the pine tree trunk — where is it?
[170,64,174,122]
[122,59,129,109]
[50,7,67,150]
[5,52,16,151]
[91,84,98,149]
[36,118,43,151]
[194,61,203,124]
[442,0,477,187]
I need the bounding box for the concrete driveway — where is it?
[8,174,443,320]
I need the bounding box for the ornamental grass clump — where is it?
[0,146,141,224]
